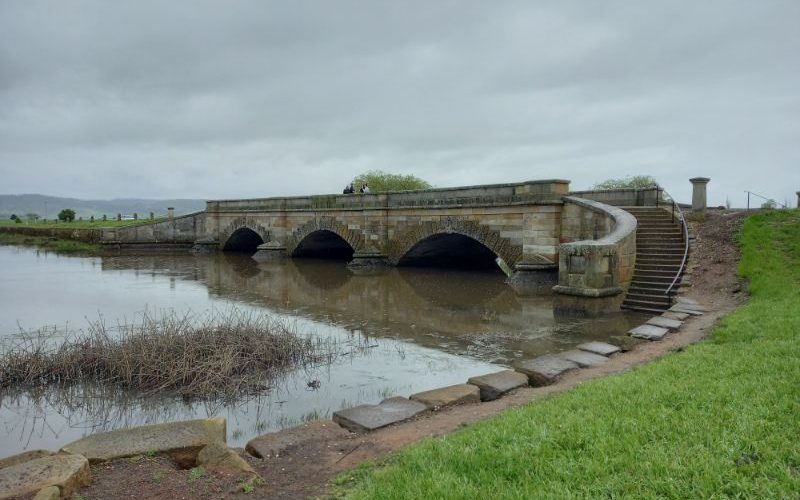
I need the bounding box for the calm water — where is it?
[0,245,645,457]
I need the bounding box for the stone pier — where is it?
[690,177,710,212]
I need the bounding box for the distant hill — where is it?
[0,194,206,220]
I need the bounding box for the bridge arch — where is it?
[387,218,522,269]
[286,218,362,260]
[219,217,270,253]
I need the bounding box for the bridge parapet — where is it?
[553,196,637,315]
[206,180,569,213]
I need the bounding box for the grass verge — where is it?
[0,232,100,253]
[339,210,800,498]
[0,218,163,229]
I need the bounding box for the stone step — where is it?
[60,417,227,463]
[625,293,671,305]
[558,349,609,367]
[514,355,579,386]
[637,237,683,243]
[0,454,90,499]
[636,263,682,272]
[631,279,679,288]
[467,370,529,401]
[646,316,683,330]
[629,324,669,340]
[621,304,669,314]
[632,272,674,281]
[637,254,684,261]
[622,298,672,311]
[634,269,680,277]
[636,230,683,235]
[332,397,429,432]
[409,384,480,409]
[629,285,670,295]
[576,341,621,357]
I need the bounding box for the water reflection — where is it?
[97,252,644,363]
[0,246,646,457]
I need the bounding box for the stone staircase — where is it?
[621,207,686,314]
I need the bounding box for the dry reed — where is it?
[0,309,335,399]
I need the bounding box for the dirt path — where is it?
[77,210,748,499]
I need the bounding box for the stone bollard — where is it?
[90,215,94,222]
[168,207,175,220]
[689,177,710,213]
[133,213,138,220]
[102,214,107,221]
[117,213,121,221]
[149,211,154,220]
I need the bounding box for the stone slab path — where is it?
[467,370,529,401]
[333,397,429,433]
[246,420,350,459]
[515,355,579,386]
[559,349,609,367]
[60,417,226,462]
[410,384,480,409]
[646,316,683,330]
[629,324,669,340]
[0,454,90,499]
[577,341,621,357]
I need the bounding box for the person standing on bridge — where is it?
[360,182,370,194]
[343,183,354,194]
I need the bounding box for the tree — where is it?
[58,208,76,222]
[351,170,432,193]
[9,214,18,221]
[592,175,659,190]
[761,199,777,209]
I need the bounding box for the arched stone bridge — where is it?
[103,179,656,314]
[203,180,570,271]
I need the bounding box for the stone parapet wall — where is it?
[554,197,637,311]
[207,180,569,213]
[101,212,206,244]
[568,188,663,207]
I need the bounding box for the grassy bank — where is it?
[340,210,800,498]
[0,232,100,253]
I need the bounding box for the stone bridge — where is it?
[102,179,652,314]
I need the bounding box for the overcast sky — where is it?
[1,1,798,207]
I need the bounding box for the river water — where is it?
[0,245,645,457]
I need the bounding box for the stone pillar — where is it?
[117,213,122,221]
[168,207,175,220]
[689,177,710,212]
[796,191,800,209]
[252,241,287,262]
[149,212,154,220]
[133,213,138,220]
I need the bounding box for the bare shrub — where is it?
[0,309,336,399]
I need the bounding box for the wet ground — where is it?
[0,246,646,457]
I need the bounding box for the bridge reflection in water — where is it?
[0,245,647,457]
[99,252,645,364]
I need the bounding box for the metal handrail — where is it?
[661,189,689,300]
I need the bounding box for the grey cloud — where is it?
[1,0,798,206]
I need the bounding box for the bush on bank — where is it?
[340,210,800,498]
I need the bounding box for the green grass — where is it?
[0,232,101,253]
[340,210,800,499]
[0,218,162,229]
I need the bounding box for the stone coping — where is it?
[208,179,571,204]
